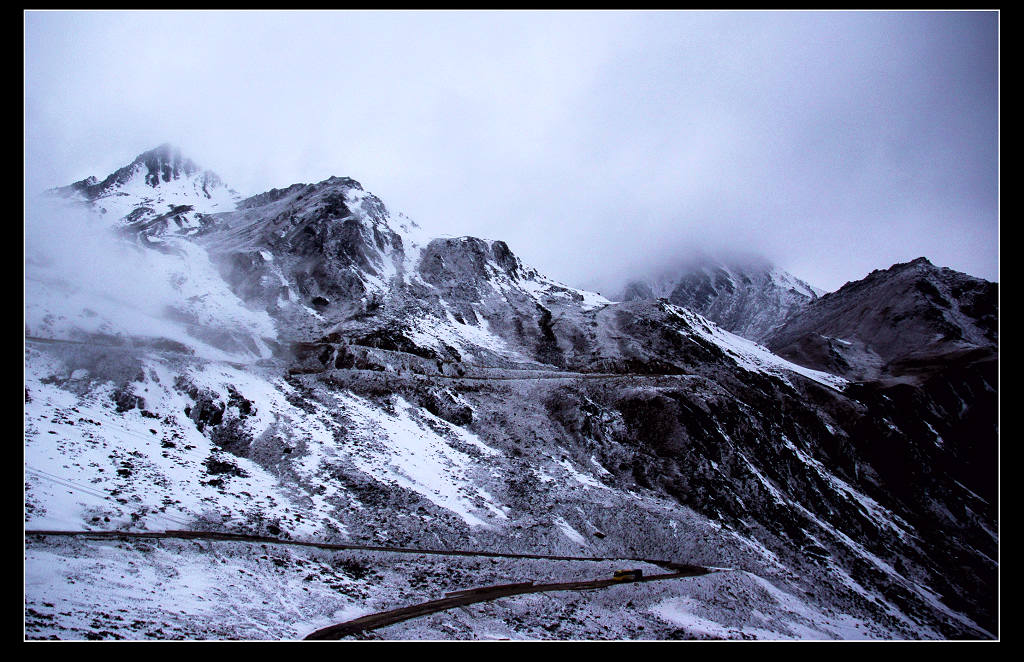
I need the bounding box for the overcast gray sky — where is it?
[25,10,998,293]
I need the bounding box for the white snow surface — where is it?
[672,304,848,390]
[77,161,240,223]
[24,354,327,536]
[330,393,508,528]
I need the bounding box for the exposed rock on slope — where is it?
[764,256,999,520]
[197,176,410,341]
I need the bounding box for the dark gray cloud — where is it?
[25,10,998,292]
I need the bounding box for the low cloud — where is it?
[25,197,278,356]
[26,11,998,294]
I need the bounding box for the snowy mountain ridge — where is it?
[25,145,997,641]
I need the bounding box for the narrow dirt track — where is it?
[24,529,700,571]
[304,566,716,640]
[23,335,262,370]
[26,335,696,383]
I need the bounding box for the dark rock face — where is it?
[176,378,226,433]
[418,237,523,297]
[139,144,200,187]
[838,361,998,631]
[844,352,998,505]
[236,183,309,210]
[110,385,144,413]
[765,257,997,382]
[418,387,473,426]
[531,351,997,635]
[749,257,999,633]
[196,175,407,335]
[354,327,440,361]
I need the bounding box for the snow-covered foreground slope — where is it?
[26,534,912,640]
[24,336,993,639]
[25,146,996,640]
[24,345,514,539]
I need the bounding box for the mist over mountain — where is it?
[25,146,997,641]
[616,250,824,343]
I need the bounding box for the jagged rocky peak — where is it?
[54,144,230,201]
[619,250,822,343]
[135,143,200,186]
[766,257,997,381]
[832,256,936,292]
[193,174,412,338]
[45,144,242,239]
[209,173,402,260]
[418,237,526,288]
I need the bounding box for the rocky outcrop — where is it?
[418,237,523,297]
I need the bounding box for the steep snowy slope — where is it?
[620,252,822,342]
[25,146,997,640]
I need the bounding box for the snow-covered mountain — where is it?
[619,253,822,343]
[25,146,997,640]
[49,143,241,237]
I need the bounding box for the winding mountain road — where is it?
[304,566,716,640]
[25,529,717,639]
[26,334,698,382]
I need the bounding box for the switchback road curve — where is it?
[304,566,717,640]
[26,529,718,640]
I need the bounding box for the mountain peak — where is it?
[134,142,182,161]
[889,256,934,273]
[767,257,996,381]
[129,143,202,187]
[321,175,364,191]
[44,144,240,233]
[618,251,821,342]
